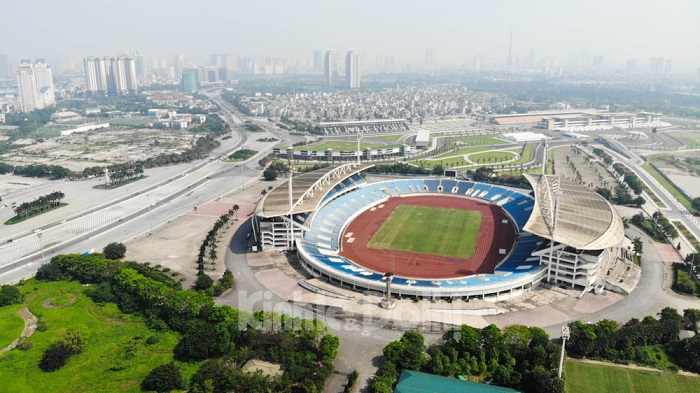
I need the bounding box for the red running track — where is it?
[338,195,516,279]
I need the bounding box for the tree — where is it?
[232,204,240,220]
[103,242,126,260]
[55,328,86,354]
[141,362,186,392]
[263,167,278,181]
[194,271,214,291]
[39,346,72,372]
[319,334,340,361]
[632,237,643,255]
[693,197,700,212]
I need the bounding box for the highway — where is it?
[0,92,303,284]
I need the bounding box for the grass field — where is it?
[0,279,196,393]
[275,141,386,151]
[450,136,507,146]
[371,134,406,141]
[669,131,700,148]
[674,221,700,250]
[0,305,25,350]
[564,360,700,393]
[109,118,151,127]
[368,205,482,259]
[468,150,517,163]
[641,163,694,210]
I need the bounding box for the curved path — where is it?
[0,307,38,356]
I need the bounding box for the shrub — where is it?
[39,346,72,372]
[55,328,86,354]
[16,337,32,351]
[103,242,126,260]
[36,319,48,332]
[0,284,23,306]
[146,335,160,345]
[141,362,185,392]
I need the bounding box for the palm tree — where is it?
[232,204,239,220]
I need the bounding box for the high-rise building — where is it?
[324,51,335,87]
[33,59,55,107]
[134,52,147,78]
[17,59,55,113]
[345,51,360,89]
[649,57,664,75]
[181,69,198,93]
[425,49,434,70]
[664,59,672,75]
[625,59,637,76]
[84,55,138,96]
[313,50,323,73]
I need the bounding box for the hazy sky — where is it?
[2,0,699,71]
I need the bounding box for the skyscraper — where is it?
[313,50,323,73]
[345,51,360,89]
[84,55,138,96]
[181,69,199,93]
[425,49,434,70]
[17,59,55,113]
[324,51,335,87]
[649,57,664,75]
[625,59,637,76]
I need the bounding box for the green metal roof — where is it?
[394,370,520,393]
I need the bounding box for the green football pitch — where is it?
[368,205,482,259]
[564,360,700,393]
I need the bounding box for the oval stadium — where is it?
[253,163,624,301]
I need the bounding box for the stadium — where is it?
[252,162,625,301]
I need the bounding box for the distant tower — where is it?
[324,51,335,87]
[345,51,360,89]
[506,29,513,80]
[313,50,323,73]
[17,59,55,113]
[425,49,434,71]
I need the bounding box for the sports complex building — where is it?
[252,162,625,300]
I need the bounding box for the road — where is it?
[0,92,303,284]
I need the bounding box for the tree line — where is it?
[11,191,65,221]
[371,325,564,393]
[35,253,339,392]
[194,204,239,296]
[568,307,700,373]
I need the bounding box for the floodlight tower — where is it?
[380,272,396,309]
[287,157,295,250]
[558,325,571,378]
[356,128,362,164]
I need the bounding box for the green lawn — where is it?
[674,221,700,250]
[669,131,700,148]
[371,135,406,142]
[303,141,382,151]
[564,360,700,393]
[368,205,482,259]
[0,305,25,350]
[641,163,694,210]
[449,136,507,146]
[468,150,517,163]
[0,280,194,393]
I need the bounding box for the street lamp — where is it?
[34,229,45,263]
[146,194,154,235]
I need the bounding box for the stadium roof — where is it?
[523,174,625,250]
[395,370,520,393]
[255,163,374,218]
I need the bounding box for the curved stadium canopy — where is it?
[255,163,374,218]
[523,174,625,250]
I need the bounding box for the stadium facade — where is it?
[252,163,625,300]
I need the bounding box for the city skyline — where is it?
[1,0,699,73]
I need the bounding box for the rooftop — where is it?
[255,163,373,218]
[523,174,625,250]
[395,370,520,393]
